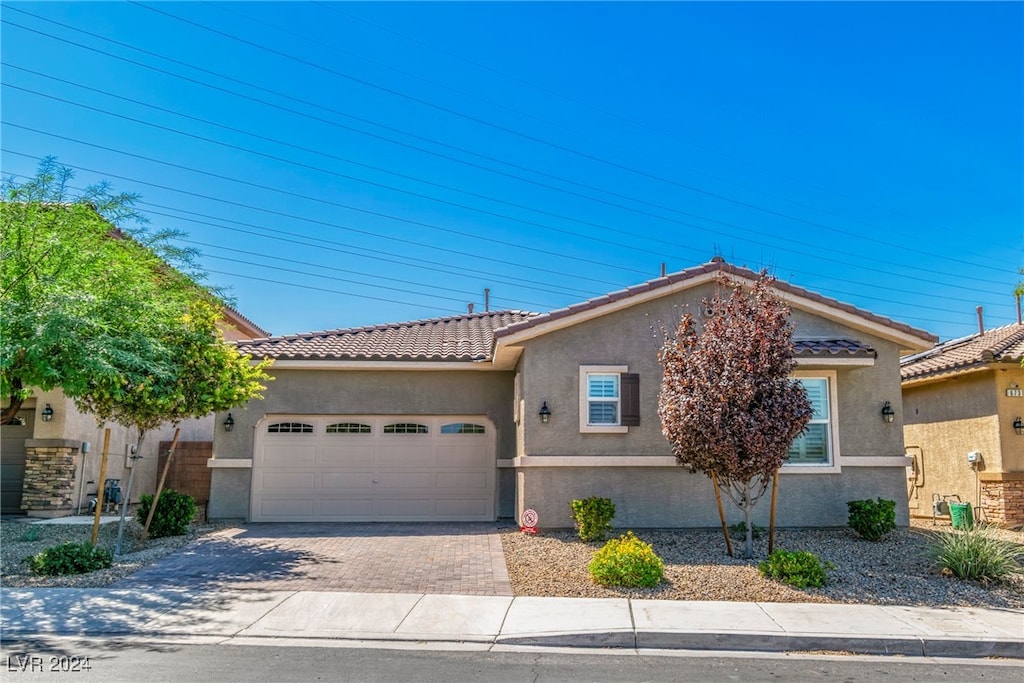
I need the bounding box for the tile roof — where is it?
[794,339,876,359]
[900,323,1024,381]
[494,258,937,346]
[235,310,538,362]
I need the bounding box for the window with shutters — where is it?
[786,376,834,466]
[579,365,630,433]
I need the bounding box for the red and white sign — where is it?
[520,508,539,534]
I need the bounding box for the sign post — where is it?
[520,508,539,535]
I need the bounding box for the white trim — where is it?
[841,455,915,467]
[514,455,678,467]
[207,458,253,469]
[266,360,497,371]
[579,364,629,433]
[783,371,841,473]
[794,357,874,367]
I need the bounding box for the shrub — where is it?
[847,498,896,541]
[136,488,197,538]
[29,542,112,576]
[927,526,1024,584]
[759,549,831,589]
[588,531,664,587]
[729,521,765,539]
[570,497,616,542]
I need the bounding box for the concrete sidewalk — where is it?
[2,588,1021,658]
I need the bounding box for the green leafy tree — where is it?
[658,271,813,559]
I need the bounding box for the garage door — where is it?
[251,415,496,522]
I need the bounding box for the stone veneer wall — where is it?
[22,439,81,516]
[980,475,1024,528]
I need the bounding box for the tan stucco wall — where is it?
[516,285,908,460]
[208,368,516,520]
[22,389,211,516]
[903,366,1024,519]
[518,466,910,529]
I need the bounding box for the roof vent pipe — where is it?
[660,262,666,277]
[976,305,984,334]
[484,288,490,312]
[1016,294,1022,325]
[468,303,474,314]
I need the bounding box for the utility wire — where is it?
[2,12,1009,280]
[128,0,1010,272]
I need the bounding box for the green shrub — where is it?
[847,498,896,541]
[570,497,616,542]
[136,488,197,538]
[759,549,831,589]
[29,542,112,576]
[729,521,765,539]
[927,526,1024,584]
[588,531,664,587]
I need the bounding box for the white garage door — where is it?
[251,415,496,522]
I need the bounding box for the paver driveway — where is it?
[111,523,512,595]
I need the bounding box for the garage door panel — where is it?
[318,498,374,517]
[437,472,489,490]
[256,498,315,518]
[262,444,317,467]
[320,471,375,491]
[252,415,495,522]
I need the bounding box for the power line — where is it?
[2,11,1011,286]
[127,0,1011,273]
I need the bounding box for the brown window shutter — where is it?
[621,373,640,426]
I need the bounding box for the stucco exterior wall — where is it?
[903,366,1024,523]
[209,368,515,520]
[518,465,910,528]
[517,286,908,460]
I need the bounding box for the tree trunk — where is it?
[142,427,180,541]
[743,480,754,559]
[710,470,733,557]
[768,472,779,555]
[90,429,111,546]
[1,378,25,425]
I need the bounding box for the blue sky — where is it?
[2,1,1021,342]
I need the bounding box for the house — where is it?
[0,307,268,518]
[208,258,936,528]
[901,320,1024,527]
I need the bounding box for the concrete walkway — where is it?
[2,588,1021,658]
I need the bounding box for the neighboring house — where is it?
[901,321,1024,527]
[209,258,936,529]
[0,307,268,518]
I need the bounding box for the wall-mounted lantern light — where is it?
[1014,416,1023,436]
[41,403,54,422]
[539,402,551,424]
[881,401,895,424]
[223,413,235,432]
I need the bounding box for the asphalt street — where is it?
[3,638,1022,683]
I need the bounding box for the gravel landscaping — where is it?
[1,517,229,588]
[500,519,1024,608]
[3,516,1022,610]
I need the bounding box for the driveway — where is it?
[111,523,513,596]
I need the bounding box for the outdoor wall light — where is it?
[539,401,551,424]
[41,403,54,422]
[1014,416,1023,436]
[223,413,235,432]
[881,401,895,424]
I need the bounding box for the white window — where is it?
[579,365,629,433]
[786,376,835,466]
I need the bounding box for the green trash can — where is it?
[950,502,974,530]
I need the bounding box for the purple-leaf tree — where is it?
[658,271,812,559]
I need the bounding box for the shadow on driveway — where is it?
[111,523,512,595]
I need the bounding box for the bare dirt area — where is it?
[500,519,1024,608]
[1,516,229,588]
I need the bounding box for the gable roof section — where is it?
[901,323,1024,384]
[493,259,937,359]
[235,310,538,363]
